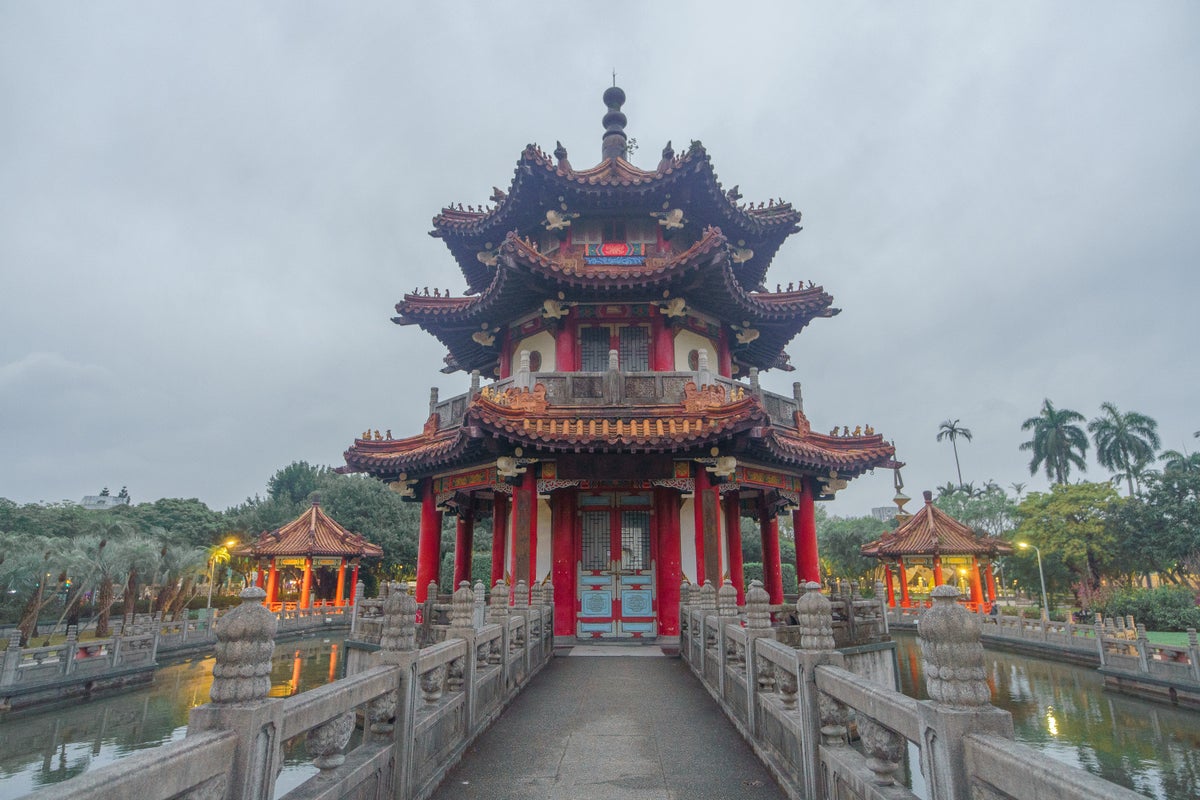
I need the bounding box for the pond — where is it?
[894,633,1200,800]
[0,634,346,800]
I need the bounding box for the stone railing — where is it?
[684,581,1143,800]
[429,368,801,428]
[18,580,554,800]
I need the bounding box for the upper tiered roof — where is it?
[235,501,384,559]
[860,491,1014,559]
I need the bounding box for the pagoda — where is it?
[343,87,896,644]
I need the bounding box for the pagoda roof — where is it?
[342,383,895,485]
[860,491,1014,559]
[235,501,384,559]
[394,227,836,375]
[432,139,802,294]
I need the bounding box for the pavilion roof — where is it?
[393,227,836,375]
[342,383,895,485]
[860,491,1014,559]
[235,501,383,559]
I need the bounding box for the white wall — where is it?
[679,497,697,583]
[535,497,552,583]
[673,328,717,372]
[515,330,556,371]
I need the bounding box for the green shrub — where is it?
[1096,587,1200,632]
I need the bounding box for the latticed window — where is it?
[581,512,609,570]
[619,326,649,371]
[580,327,610,371]
[620,511,651,570]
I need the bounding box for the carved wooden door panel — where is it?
[577,499,656,639]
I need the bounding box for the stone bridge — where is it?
[20,582,1145,800]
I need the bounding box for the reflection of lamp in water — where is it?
[328,644,339,683]
[1045,704,1059,736]
[291,649,302,695]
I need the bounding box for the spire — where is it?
[601,85,627,161]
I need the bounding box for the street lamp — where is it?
[1017,542,1049,621]
[206,539,238,609]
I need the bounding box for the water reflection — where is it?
[895,633,1200,800]
[0,635,345,799]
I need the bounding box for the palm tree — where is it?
[1009,482,1027,500]
[1087,402,1160,496]
[1019,399,1089,484]
[936,419,973,488]
[1160,449,1200,475]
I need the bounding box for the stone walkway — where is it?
[429,649,785,800]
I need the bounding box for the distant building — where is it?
[81,491,130,510]
[870,506,897,523]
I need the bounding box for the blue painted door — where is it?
[577,504,656,639]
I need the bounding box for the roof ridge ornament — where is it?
[601,85,627,161]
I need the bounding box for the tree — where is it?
[1087,402,1160,496]
[1009,482,1027,500]
[934,484,1017,539]
[1019,399,1089,484]
[817,514,887,584]
[267,461,330,506]
[1111,469,1200,590]
[936,419,973,489]
[1159,449,1200,476]
[1011,482,1120,603]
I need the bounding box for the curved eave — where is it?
[748,430,896,479]
[432,144,803,291]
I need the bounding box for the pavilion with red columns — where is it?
[236,500,383,611]
[861,490,1012,611]
[343,87,896,644]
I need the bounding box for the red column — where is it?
[693,467,721,585]
[984,560,997,602]
[349,563,359,605]
[555,315,577,371]
[415,479,443,604]
[255,563,265,589]
[969,556,984,605]
[795,477,820,584]
[717,327,733,378]
[491,493,508,584]
[723,493,745,604]
[654,488,682,636]
[299,556,313,609]
[453,507,475,587]
[550,490,577,637]
[760,497,783,605]
[884,564,896,607]
[650,309,675,371]
[898,558,910,607]
[509,469,537,595]
[932,555,944,587]
[334,559,346,606]
[265,561,278,607]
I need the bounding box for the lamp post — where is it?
[206,539,238,610]
[1018,542,1049,621]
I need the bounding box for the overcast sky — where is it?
[2,3,1197,518]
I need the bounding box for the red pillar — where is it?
[984,560,997,602]
[349,563,359,605]
[491,493,508,584]
[299,556,313,609]
[693,467,721,585]
[760,497,783,604]
[969,556,984,605]
[932,555,944,587]
[334,559,346,606]
[265,561,278,607]
[509,469,537,595]
[717,327,733,378]
[898,558,910,607]
[723,493,745,604]
[453,507,475,587]
[884,564,896,607]
[654,488,682,636]
[550,490,577,637]
[795,477,820,583]
[555,315,577,371]
[415,479,443,604]
[650,309,675,371]
[255,562,265,589]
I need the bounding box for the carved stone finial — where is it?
[745,580,771,630]
[718,579,738,617]
[796,582,835,651]
[489,579,510,622]
[210,586,277,704]
[530,580,545,607]
[917,585,991,707]
[543,580,554,608]
[449,581,475,633]
[699,581,717,612]
[380,582,417,653]
[513,580,529,608]
[679,580,691,606]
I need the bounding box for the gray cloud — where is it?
[2,3,1197,515]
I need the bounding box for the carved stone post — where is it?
[473,580,486,629]
[488,579,510,623]
[916,585,1014,800]
[742,580,777,740]
[530,580,545,608]
[718,578,738,618]
[793,580,845,800]
[797,582,835,651]
[188,587,283,800]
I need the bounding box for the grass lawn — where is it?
[1145,630,1192,647]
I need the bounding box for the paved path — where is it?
[430,648,784,800]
